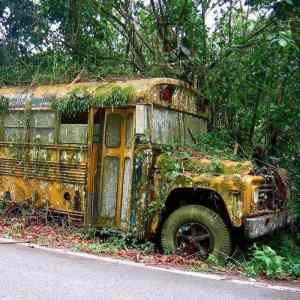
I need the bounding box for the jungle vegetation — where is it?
[0,0,299,274]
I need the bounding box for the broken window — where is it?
[151,107,207,145]
[59,112,88,144]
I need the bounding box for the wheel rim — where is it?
[175,222,213,259]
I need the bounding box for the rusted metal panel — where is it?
[130,146,154,236]
[60,149,86,164]
[0,175,86,213]
[149,83,201,116]
[85,108,99,226]
[0,158,87,184]
[0,137,88,218]
[244,210,290,239]
[0,143,88,183]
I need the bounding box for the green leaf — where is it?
[278,38,288,47]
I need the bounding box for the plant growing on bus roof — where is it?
[51,85,136,116]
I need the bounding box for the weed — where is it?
[71,230,155,255]
[275,235,300,278]
[245,245,284,279]
[192,131,243,161]
[207,254,225,266]
[87,241,120,254]
[248,233,300,279]
[78,226,98,240]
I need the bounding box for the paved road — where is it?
[0,243,299,300]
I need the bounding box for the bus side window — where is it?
[3,111,26,142]
[59,112,88,144]
[152,107,182,145]
[31,111,55,144]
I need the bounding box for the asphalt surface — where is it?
[0,243,299,300]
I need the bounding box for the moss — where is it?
[147,152,184,219]
[156,152,183,181]
[51,84,136,116]
[186,158,225,174]
[131,148,154,236]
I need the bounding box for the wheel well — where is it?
[162,188,232,228]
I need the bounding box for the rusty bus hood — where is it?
[156,150,254,181]
[182,156,254,176]
[183,157,289,200]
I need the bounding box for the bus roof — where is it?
[0,78,207,117]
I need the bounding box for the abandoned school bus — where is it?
[0,78,290,258]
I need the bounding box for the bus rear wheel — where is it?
[161,205,232,260]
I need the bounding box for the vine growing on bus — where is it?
[51,85,136,116]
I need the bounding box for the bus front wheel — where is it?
[161,205,232,260]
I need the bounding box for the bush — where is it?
[245,245,284,279]
[245,241,300,279]
[78,226,98,240]
[278,235,300,278]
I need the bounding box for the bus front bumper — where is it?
[244,210,290,239]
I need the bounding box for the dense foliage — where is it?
[0,0,299,219]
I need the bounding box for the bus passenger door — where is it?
[97,109,134,229]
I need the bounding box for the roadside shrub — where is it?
[245,245,284,279]
[255,233,300,278]
[114,232,155,254]
[78,226,98,240]
[278,235,300,278]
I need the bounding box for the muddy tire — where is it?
[161,205,232,260]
